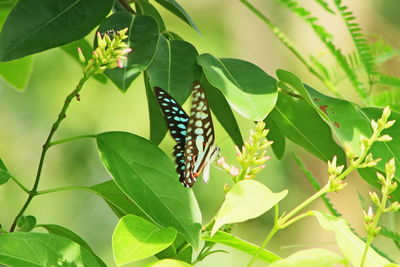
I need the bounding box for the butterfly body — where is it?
[155,82,219,187]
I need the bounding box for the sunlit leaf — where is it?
[312,211,391,267]
[113,214,177,265]
[269,248,343,267]
[0,56,33,90]
[198,53,277,121]
[146,258,193,267]
[211,180,287,235]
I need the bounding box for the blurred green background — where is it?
[1,0,400,266]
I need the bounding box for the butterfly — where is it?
[154,81,220,187]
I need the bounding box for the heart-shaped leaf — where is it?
[113,214,177,265]
[96,132,202,249]
[211,180,287,235]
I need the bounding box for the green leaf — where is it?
[0,0,16,10]
[37,224,106,267]
[269,248,343,267]
[113,214,177,265]
[0,0,114,61]
[90,180,151,220]
[154,0,199,33]
[0,56,33,90]
[97,13,160,92]
[145,72,168,144]
[211,180,287,235]
[312,211,391,267]
[202,76,243,147]
[197,54,278,121]
[96,132,202,249]
[0,158,11,185]
[146,259,193,267]
[60,38,107,84]
[16,215,36,232]
[264,115,285,159]
[137,1,166,32]
[147,35,201,104]
[268,92,346,165]
[0,232,101,267]
[277,69,371,156]
[203,231,280,263]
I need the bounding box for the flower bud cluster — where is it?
[216,121,272,182]
[364,158,399,237]
[77,28,131,76]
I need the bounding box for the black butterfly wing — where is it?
[154,87,189,184]
[182,81,217,187]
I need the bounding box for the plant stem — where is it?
[48,134,96,147]
[360,193,389,266]
[247,205,280,267]
[9,175,30,194]
[9,75,89,232]
[239,0,342,98]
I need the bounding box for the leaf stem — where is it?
[9,175,30,194]
[48,134,96,147]
[9,75,89,232]
[239,0,342,98]
[36,185,94,196]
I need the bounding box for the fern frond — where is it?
[329,51,362,85]
[368,36,400,65]
[373,88,400,112]
[314,0,335,14]
[276,0,367,99]
[333,0,377,78]
[376,73,400,88]
[293,154,342,217]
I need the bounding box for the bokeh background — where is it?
[1,0,400,266]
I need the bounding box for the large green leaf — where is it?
[37,224,106,267]
[202,76,243,147]
[312,211,391,267]
[90,180,152,220]
[211,180,287,235]
[0,0,16,10]
[197,54,277,121]
[113,214,177,265]
[203,231,281,263]
[0,232,101,267]
[268,248,343,267]
[277,69,371,155]
[147,36,201,104]
[0,0,114,61]
[96,132,202,249]
[154,0,199,33]
[60,38,107,84]
[0,158,11,185]
[268,92,346,165]
[97,13,160,92]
